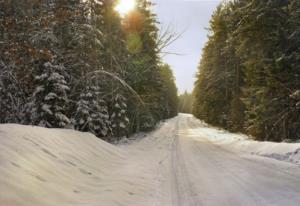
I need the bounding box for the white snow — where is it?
[0,124,125,206]
[0,123,172,206]
[119,122,126,128]
[42,104,53,115]
[1,114,300,206]
[45,92,58,101]
[189,117,300,165]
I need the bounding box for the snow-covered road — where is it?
[164,115,300,206]
[118,114,300,205]
[1,114,300,205]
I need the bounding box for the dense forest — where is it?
[193,0,300,142]
[0,0,178,141]
[178,91,193,114]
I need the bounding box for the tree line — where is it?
[0,0,178,141]
[178,91,193,114]
[193,0,300,142]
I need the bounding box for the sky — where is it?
[152,0,221,94]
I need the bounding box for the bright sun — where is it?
[115,0,136,16]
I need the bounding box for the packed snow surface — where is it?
[191,120,300,165]
[1,114,300,206]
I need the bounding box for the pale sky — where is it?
[152,0,221,94]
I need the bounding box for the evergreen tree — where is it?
[193,0,300,141]
[124,0,167,131]
[179,91,193,114]
[26,62,70,128]
[0,63,25,123]
[159,64,178,118]
[96,0,133,137]
[73,86,111,138]
[0,0,179,142]
[110,93,130,139]
[193,5,233,128]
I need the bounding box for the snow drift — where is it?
[0,124,127,206]
[0,121,177,206]
[0,123,167,206]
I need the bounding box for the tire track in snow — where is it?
[171,118,202,206]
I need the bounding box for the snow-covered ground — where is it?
[1,114,300,206]
[0,121,178,206]
[189,118,300,165]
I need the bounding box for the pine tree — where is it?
[179,91,193,114]
[73,86,111,138]
[123,0,166,131]
[193,0,300,141]
[0,0,179,141]
[0,63,25,123]
[193,5,232,127]
[1,0,63,124]
[235,0,290,140]
[110,93,130,139]
[53,0,100,89]
[26,62,70,128]
[159,64,178,118]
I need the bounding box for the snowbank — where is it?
[0,124,136,206]
[191,119,300,165]
[0,124,123,206]
[0,122,176,206]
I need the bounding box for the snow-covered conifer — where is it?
[73,86,111,137]
[27,62,70,128]
[110,94,130,139]
[0,63,25,123]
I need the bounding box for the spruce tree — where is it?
[193,0,300,141]
[0,0,179,141]
[124,0,166,131]
[73,86,111,138]
[27,62,70,128]
[110,93,130,139]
